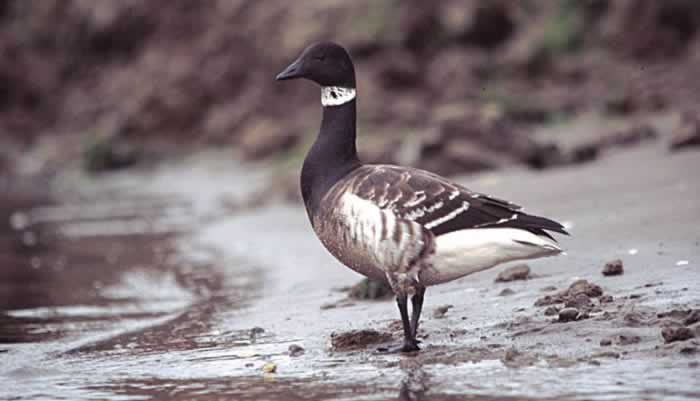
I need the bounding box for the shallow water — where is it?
[2,146,699,400]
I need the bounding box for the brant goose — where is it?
[276,42,569,353]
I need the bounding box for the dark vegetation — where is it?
[1,1,699,180]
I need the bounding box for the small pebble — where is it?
[288,344,305,357]
[262,362,277,373]
[559,307,579,322]
[602,259,624,276]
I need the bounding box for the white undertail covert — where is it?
[422,228,562,285]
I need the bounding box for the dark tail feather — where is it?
[521,214,568,234]
[503,213,570,241]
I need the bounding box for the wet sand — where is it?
[1,143,699,400]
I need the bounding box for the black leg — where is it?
[410,286,426,338]
[376,294,421,353]
[397,294,420,352]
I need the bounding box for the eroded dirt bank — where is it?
[3,1,700,183]
[1,143,699,400]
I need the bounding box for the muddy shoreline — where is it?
[1,143,699,401]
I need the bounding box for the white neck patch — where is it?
[321,86,356,107]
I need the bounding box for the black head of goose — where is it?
[276,42,569,353]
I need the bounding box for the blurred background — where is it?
[1,2,700,400]
[1,0,699,185]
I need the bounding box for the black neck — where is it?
[301,99,361,214]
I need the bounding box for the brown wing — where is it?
[349,165,568,239]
